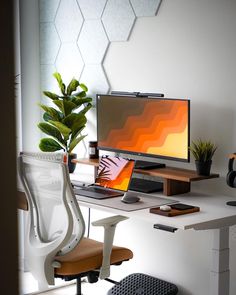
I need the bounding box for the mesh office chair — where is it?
[18,152,133,294]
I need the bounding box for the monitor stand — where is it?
[134,160,166,170]
[129,178,163,194]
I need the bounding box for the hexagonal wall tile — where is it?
[40,65,58,94]
[80,65,110,102]
[77,20,109,64]
[55,0,83,43]
[55,43,84,85]
[102,0,136,41]
[40,65,59,107]
[40,23,60,64]
[39,0,60,22]
[130,0,162,17]
[77,0,107,19]
[85,107,97,142]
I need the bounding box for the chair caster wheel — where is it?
[87,271,99,283]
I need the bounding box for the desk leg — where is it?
[210,227,230,295]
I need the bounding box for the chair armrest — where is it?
[92,215,128,279]
[92,215,128,228]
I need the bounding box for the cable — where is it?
[87,207,91,238]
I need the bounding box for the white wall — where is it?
[104,0,236,176]
[102,1,236,294]
[20,0,41,151]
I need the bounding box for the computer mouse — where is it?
[121,193,141,204]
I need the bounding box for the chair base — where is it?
[55,271,100,295]
[76,277,82,295]
[107,273,178,295]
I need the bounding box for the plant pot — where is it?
[68,153,77,173]
[195,160,212,176]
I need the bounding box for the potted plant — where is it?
[189,139,217,176]
[38,72,92,173]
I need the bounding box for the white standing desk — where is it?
[75,190,236,295]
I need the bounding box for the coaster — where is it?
[150,204,200,217]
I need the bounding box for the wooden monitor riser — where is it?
[73,158,219,196]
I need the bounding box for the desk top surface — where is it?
[76,191,236,231]
[18,170,236,231]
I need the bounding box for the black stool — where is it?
[107,273,178,295]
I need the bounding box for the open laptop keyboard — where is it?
[74,186,124,199]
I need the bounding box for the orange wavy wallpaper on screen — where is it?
[96,161,134,191]
[99,99,189,159]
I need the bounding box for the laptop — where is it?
[74,155,135,199]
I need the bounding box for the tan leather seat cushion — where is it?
[55,238,133,276]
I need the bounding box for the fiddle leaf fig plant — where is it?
[38,72,92,154]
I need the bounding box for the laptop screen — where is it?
[94,155,135,191]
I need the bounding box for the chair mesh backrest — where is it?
[19,152,85,255]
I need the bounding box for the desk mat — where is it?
[76,193,177,212]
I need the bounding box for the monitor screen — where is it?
[97,95,190,162]
[95,155,135,191]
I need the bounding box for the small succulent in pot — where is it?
[189,139,217,176]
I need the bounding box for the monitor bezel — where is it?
[96,94,190,163]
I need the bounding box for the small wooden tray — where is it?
[150,205,200,217]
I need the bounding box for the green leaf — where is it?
[48,120,71,140]
[43,111,64,122]
[73,91,87,99]
[68,134,87,153]
[71,115,87,134]
[66,78,80,95]
[53,72,66,95]
[78,102,92,115]
[62,113,86,129]
[79,83,88,92]
[43,112,52,122]
[53,100,77,116]
[39,138,63,152]
[70,125,85,143]
[71,124,85,138]
[62,113,77,128]
[43,91,59,100]
[38,122,64,143]
[73,97,93,107]
[38,103,61,121]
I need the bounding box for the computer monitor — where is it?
[96,94,190,163]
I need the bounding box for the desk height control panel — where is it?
[72,158,219,196]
